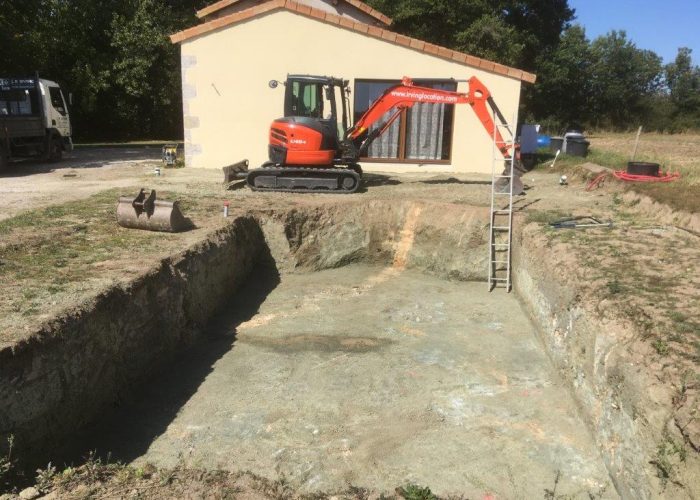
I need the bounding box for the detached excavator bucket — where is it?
[116,189,190,232]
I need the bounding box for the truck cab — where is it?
[0,75,73,170]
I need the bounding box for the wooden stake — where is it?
[631,126,643,161]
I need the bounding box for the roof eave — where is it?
[170,2,536,84]
[196,0,393,26]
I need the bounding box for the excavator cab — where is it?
[248,75,362,193]
[283,75,350,134]
[265,75,353,166]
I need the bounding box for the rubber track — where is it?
[246,166,361,194]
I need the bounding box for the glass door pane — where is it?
[354,80,400,159]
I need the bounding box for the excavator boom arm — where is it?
[347,76,513,158]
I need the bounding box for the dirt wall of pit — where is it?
[258,201,490,279]
[512,222,698,500]
[0,217,266,464]
[0,201,490,468]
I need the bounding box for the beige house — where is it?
[171,0,536,174]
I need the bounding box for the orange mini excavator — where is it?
[244,75,532,193]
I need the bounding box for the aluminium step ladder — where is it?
[487,112,518,292]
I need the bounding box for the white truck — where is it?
[0,74,73,171]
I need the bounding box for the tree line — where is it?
[368,0,700,133]
[2,0,698,140]
[1,0,206,140]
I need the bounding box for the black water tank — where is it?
[627,161,660,176]
[550,137,564,153]
[566,139,590,157]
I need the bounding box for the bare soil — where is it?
[0,147,594,348]
[1,143,698,498]
[58,266,611,498]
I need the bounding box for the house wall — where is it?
[180,9,523,174]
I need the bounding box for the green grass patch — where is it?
[0,187,220,344]
[536,140,699,213]
[398,484,437,500]
[525,210,572,225]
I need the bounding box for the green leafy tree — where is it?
[0,1,47,73]
[365,0,574,71]
[110,0,182,138]
[1,0,204,141]
[528,25,593,130]
[664,47,700,129]
[588,30,663,128]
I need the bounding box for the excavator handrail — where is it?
[345,76,515,159]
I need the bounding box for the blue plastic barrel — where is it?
[537,135,551,148]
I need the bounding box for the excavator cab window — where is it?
[284,77,349,145]
[288,81,323,118]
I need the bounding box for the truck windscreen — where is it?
[0,80,40,117]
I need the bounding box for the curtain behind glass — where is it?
[406,102,445,160]
[368,115,400,158]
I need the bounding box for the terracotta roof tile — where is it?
[339,16,355,29]
[196,0,392,26]
[464,55,482,67]
[452,52,467,64]
[424,43,440,56]
[409,39,425,51]
[437,46,453,59]
[172,0,536,83]
[367,25,383,38]
[353,21,369,34]
[507,67,523,79]
[380,30,397,43]
[295,3,312,16]
[308,6,327,19]
[394,33,411,46]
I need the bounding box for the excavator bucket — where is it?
[494,160,525,195]
[116,189,190,232]
[222,159,249,188]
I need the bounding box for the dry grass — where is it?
[0,187,226,347]
[8,457,442,499]
[590,132,700,179]
[588,132,700,212]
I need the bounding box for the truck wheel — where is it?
[48,136,63,162]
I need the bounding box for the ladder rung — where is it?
[490,115,516,292]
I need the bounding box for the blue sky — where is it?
[568,0,700,64]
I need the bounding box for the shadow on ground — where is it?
[54,262,281,466]
[419,177,490,185]
[358,173,402,190]
[0,147,161,178]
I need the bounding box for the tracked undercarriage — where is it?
[246,164,362,194]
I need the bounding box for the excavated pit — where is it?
[1,200,620,497]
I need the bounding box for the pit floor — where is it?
[82,264,615,498]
